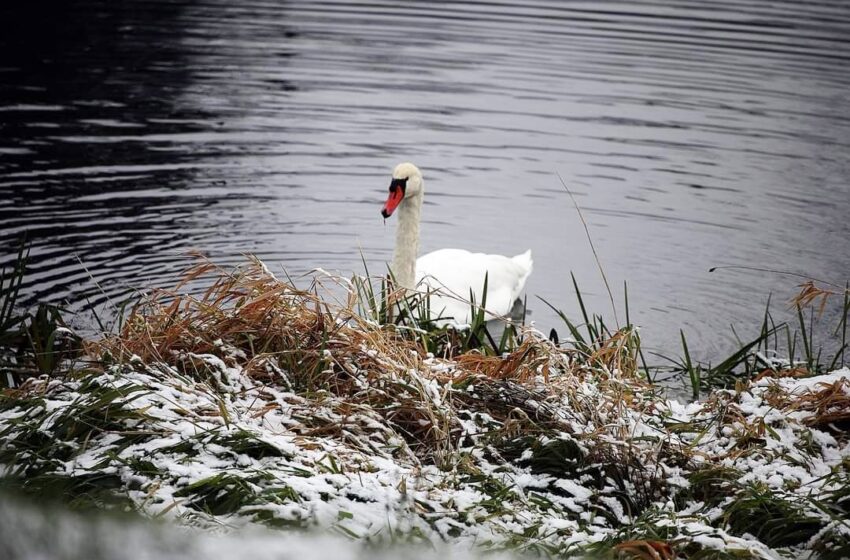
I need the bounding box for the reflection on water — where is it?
[1,0,849,357]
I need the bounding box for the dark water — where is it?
[2,0,849,359]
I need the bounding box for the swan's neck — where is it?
[391,190,422,289]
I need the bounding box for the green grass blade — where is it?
[796,304,812,370]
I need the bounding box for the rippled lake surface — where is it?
[2,0,849,358]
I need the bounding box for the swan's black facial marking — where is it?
[389,177,408,194]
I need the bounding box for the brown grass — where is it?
[613,540,675,560]
[88,256,629,466]
[785,378,850,433]
[753,367,811,381]
[791,281,838,317]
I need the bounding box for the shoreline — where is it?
[1,257,849,559]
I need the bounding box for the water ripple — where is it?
[1,0,848,354]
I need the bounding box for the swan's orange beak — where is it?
[381,185,405,218]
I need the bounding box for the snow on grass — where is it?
[1,259,848,559]
[2,355,849,558]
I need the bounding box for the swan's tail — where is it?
[511,249,533,297]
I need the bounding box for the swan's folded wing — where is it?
[415,249,531,321]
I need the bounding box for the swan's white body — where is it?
[416,248,533,324]
[381,163,533,325]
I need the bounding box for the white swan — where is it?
[380,162,533,325]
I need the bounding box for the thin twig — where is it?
[709,265,845,291]
[556,172,619,327]
[74,254,118,312]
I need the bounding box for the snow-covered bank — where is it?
[3,359,849,558]
[1,259,849,559]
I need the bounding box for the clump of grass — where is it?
[0,240,83,387]
[650,279,850,399]
[0,472,134,512]
[771,376,850,434]
[88,256,592,468]
[676,465,742,509]
[1,255,848,559]
[586,507,761,560]
[174,472,275,517]
[721,483,822,548]
[541,275,646,381]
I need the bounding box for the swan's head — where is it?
[381,162,423,218]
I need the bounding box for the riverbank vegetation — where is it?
[1,253,849,559]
